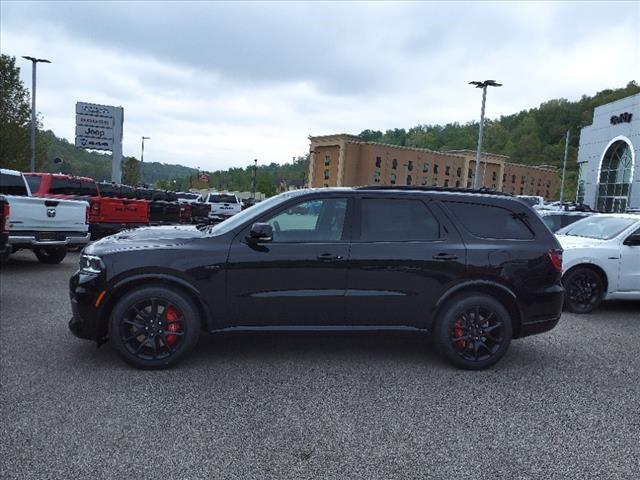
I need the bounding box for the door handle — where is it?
[432,253,458,261]
[317,253,343,261]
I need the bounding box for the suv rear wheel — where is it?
[562,267,604,314]
[434,294,513,370]
[109,285,201,369]
[34,247,67,264]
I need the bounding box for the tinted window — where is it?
[51,178,78,195]
[119,185,135,198]
[0,173,28,196]
[78,180,99,196]
[445,201,533,240]
[135,189,153,200]
[98,182,118,197]
[360,198,440,242]
[176,193,200,200]
[265,198,347,242]
[542,215,563,233]
[25,175,42,193]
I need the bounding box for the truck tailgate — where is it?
[6,196,88,232]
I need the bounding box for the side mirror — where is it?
[623,233,640,246]
[247,222,273,243]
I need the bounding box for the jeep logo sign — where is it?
[610,112,633,125]
[46,208,56,218]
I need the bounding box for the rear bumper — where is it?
[517,283,564,338]
[9,231,90,247]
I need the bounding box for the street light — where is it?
[22,56,51,172]
[469,79,502,189]
[140,136,150,183]
[252,159,258,199]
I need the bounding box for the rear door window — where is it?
[359,198,440,242]
[444,201,533,240]
[0,173,28,195]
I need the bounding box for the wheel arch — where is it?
[431,280,523,338]
[98,274,214,340]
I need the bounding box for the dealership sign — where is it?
[75,101,124,183]
[610,112,633,125]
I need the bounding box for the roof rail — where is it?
[355,185,514,197]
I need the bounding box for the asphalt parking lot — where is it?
[1,250,639,480]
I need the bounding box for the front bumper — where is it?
[9,231,90,247]
[69,270,108,342]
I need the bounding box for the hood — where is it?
[86,225,210,255]
[556,234,605,249]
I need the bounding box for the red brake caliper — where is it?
[165,307,181,347]
[452,319,466,351]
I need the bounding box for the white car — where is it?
[556,213,640,313]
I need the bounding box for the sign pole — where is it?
[111,107,124,183]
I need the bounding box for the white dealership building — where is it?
[577,92,639,212]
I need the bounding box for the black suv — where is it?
[69,187,564,370]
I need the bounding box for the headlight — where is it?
[79,254,105,274]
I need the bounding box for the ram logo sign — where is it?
[46,208,56,218]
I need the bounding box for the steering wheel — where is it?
[273,221,281,234]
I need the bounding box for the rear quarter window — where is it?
[444,201,534,240]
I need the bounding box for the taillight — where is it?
[85,205,90,225]
[548,249,563,273]
[91,201,100,216]
[2,203,9,233]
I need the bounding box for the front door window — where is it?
[265,198,347,242]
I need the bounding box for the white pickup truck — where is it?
[203,192,242,222]
[0,169,90,264]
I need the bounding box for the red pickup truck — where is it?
[25,173,149,239]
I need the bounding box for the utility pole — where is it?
[252,159,258,199]
[559,129,570,204]
[22,56,51,172]
[469,80,502,189]
[140,136,150,184]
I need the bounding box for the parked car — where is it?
[69,186,564,370]
[0,195,9,263]
[175,192,211,224]
[134,188,181,225]
[203,192,242,222]
[26,174,149,239]
[556,213,640,313]
[537,210,594,233]
[0,169,89,264]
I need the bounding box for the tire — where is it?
[0,249,10,265]
[562,267,604,314]
[33,247,67,264]
[109,285,201,369]
[433,294,513,370]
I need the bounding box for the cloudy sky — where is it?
[1,1,638,171]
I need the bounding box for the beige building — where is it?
[308,134,559,199]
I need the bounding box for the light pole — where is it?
[252,159,258,199]
[22,56,51,172]
[140,136,150,184]
[469,79,502,189]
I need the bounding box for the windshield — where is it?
[557,216,636,240]
[208,191,307,236]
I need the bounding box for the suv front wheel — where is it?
[433,294,513,370]
[109,285,201,369]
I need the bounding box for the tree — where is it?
[0,55,31,170]
[122,156,140,185]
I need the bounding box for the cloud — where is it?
[1,1,638,171]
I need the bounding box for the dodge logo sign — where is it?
[610,112,633,125]
[46,208,56,218]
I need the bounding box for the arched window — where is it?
[596,139,634,212]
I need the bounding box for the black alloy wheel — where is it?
[109,286,200,369]
[563,267,604,314]
[434,294,512,370]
